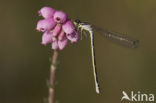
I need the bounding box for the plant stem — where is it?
[49,50,58,103]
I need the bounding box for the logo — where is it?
[121,91,155,102]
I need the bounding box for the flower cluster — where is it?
[36,7,79,50]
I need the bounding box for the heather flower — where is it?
[52,39,58,50]
[58,30,65,41]
[41,31,53,45]
[36,7,79,50]
[52,24,62,37]
[36,18,56,32]
[51,35,68,50]
[66,31,79,43]
[62,20,75,34]
[36,6,81,103]
[58,36,68,50]
[53,11,67,24]
[38,7,55,19]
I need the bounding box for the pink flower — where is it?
[66,31,79,43]
[52,39,58,50]
[41,31,53,45]
[53,11,67,24]
[36,7,79,50]
[58,36,68,50]
[51,36,68,50]
[58,30,65,41]
[52,24,62,37]
[36,18,56,32]
[62,20,75,34]
[38,7,55,19]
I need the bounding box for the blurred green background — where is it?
[0,0,156,103]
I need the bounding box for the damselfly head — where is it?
[75,19,81,24]
[73,19,81,26]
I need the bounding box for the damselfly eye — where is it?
[75,19,81,24]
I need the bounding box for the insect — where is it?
[73,19,139,94]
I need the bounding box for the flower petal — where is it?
[58,36,68,50]
[36,18,56,32]
[66,31,79,43]
[62,20,75,34]
[53,11,67,24]
[52,24,62,37]
[41,31,53,45]
[52,40,58,50]
[38,7,55,19]
[58,30,65,41]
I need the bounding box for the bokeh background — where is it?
[0,0,156,103]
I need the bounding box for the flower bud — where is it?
[58,36,68,50]
[52,24,62,37]
[36,18,56,32]
[62,20,75,34]
[53,11,67,23]
[38,7,55,19]
[52,39,58,50]
[41,31,53,45]
[66,31,79,43]
[58,30,65,41]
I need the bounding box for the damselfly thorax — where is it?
[73,19,139,94]
[73,20,92,39]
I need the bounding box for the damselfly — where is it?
[73,19,139,94]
